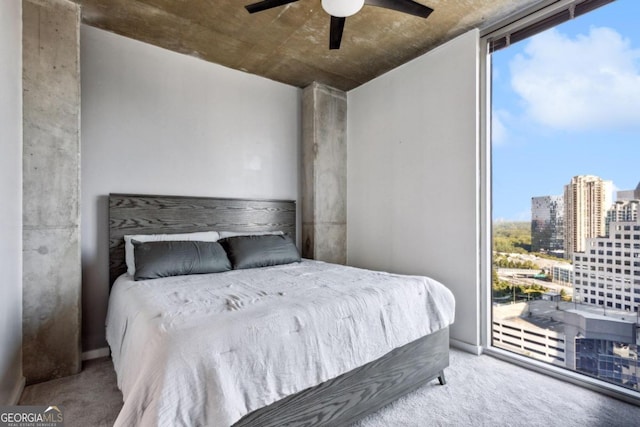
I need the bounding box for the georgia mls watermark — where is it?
[0,406,64,427]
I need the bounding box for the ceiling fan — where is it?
[245,0,433,50]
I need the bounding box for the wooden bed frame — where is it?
[108,193,449,426]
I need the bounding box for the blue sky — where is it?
[492,0,640,221]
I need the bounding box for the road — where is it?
[496,252,573,296]
[497,274,573,296]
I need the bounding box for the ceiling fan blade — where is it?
[245,0,300,14]
[365,0,433,18]
[329,16,346,50]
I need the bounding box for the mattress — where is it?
[106,259,455,427]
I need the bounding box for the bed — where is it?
[107,194,455,426]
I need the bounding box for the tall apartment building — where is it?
[564,175,613,259]
[572,218,640,312]
[607,182,640,231]
[607,200,639,227]
[531,195,564,254]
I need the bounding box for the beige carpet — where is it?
[19,349,640,426]
[19,357,122,426]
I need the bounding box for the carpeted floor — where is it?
[19,349,640,426]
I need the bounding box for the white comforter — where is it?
[106,260,455,427]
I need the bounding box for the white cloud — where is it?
[510,26,640,131]
[611,183,621,193]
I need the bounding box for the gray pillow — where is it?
[132,240,231,281]
[220,234,301,270]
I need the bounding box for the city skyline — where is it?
[492,0,640,222]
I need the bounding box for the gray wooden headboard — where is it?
[108,193,296,284]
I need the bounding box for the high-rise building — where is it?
[564,175,613,259]
[572,218,640,312]
[607,200,639,230]
[607,182,640,234]
[616,181,640,202]
[531,195,564,254]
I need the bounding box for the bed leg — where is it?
[437,371,446,385]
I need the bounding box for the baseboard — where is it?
[81,347,110,361]
[449,338,483,355]
[8,376,25,405]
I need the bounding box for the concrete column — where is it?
[301,83,347,264]
[22,0,81,384]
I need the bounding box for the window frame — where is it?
[478,0,640,406]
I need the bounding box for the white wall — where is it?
[0,0,24,404]
[81,26,301,351]
[347,30,480,349]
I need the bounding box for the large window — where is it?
[489,0,640,394]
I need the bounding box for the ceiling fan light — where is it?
[321,0,365,17]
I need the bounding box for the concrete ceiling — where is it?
[71,0,543,91]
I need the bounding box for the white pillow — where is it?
[218,230,285,239]
[124,231,220,276]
